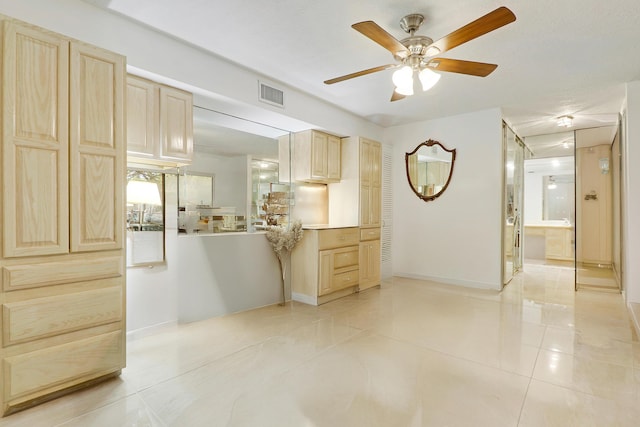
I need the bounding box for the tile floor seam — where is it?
[516,344,543,427]
[369,329,535,381]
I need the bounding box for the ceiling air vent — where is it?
[259,81,285,108]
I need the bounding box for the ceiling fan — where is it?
[324,7,516,101]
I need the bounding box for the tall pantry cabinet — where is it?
[329,137,382,291]
[0,17,126,415]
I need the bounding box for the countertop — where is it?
[302,224,358,230]
[524,223,572,229]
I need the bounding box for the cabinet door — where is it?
[318,250,333,296]
[359,239,380,289]
[360,140,372,186]
[69,42,125,252]
[370,141,382,187]
[369,186,382,227]
[310,131,328,179]
[327,135,341,180]
[545,228,565,259]
[2,21,70,257]
[159,85,193,161]
[126,76,157,158]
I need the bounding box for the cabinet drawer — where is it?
[332,270,359,291]
[360,227,380,241]
[2,256,123,292]
[3,280,123,346]
[3,330,123,402]
[318,228,359,250]
[332,246,359,271]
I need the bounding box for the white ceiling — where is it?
[85,0,640,138]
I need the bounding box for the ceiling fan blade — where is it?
[352,21,410,56]
[324,64,397,85]
[427,7,516,55]
[391,90,406,102]
[427,58,497,77]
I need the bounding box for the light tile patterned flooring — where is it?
[1,264,638,426]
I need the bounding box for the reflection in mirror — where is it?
[251,160,290,229]
[524,155,575,226]
[178,173,214,207]
[177,105,291,234]
[543,174,575,222]
[405,139,456,202]
[126,169,165,266]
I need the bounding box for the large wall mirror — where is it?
[177,105,291,234]
[405,139,456,202]
[126,169,165,266]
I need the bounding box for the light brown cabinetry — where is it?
[359,138,382,228]
[329,137,383,290]
[126,75,193,166]
[287,130,341,183]
[291,227,359,305]
[545,227,573,261]
[0,17,125,415]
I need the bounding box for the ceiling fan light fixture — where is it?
[418,68,440,91]
[424,46,440,57]
[557,115,574,127]
[392,66,414,95]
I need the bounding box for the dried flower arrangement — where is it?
[265,219,303,305]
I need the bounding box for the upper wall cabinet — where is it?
[288,129,341,183]
[126,75,193,166]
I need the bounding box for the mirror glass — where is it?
[543,174,575,221]
[177,105,291,234]
[524,154,575,226]
[405,140,456,201]
[178,173,214,208]
[126,169,165,266]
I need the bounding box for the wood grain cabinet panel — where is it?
[359,239,381,291]
[0,16,126,416]
[3,283,122,345]
[3,331,123,404]
[159,85,193,162]
[125,75,193,166]
[292,227,360,304]
[2,256,123,291]
[69,42,124,253]
[291,130,341,183]
[126,76,157,158]
[1,20,69,258]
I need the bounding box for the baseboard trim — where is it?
[291,292,317,306]
[126,320,178,341]
[393,272,500,291]
[628,302,640,339]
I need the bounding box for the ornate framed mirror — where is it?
[405,139,456,202]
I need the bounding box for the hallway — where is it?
[0,264,638,426]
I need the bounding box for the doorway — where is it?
[522,132,575,270]
[503,123,524,285]
[575,127,620,291]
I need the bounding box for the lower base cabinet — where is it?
[359,239,381,291]
[292,227,360,305]
[0,252,126,415]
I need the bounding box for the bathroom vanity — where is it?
[524,223,574,261]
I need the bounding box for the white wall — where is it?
[623,82,640,304]
[386,109,504,290]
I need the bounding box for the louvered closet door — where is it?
[380,143,393,279]
[69,42,125,252]
[2,21,70,257]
